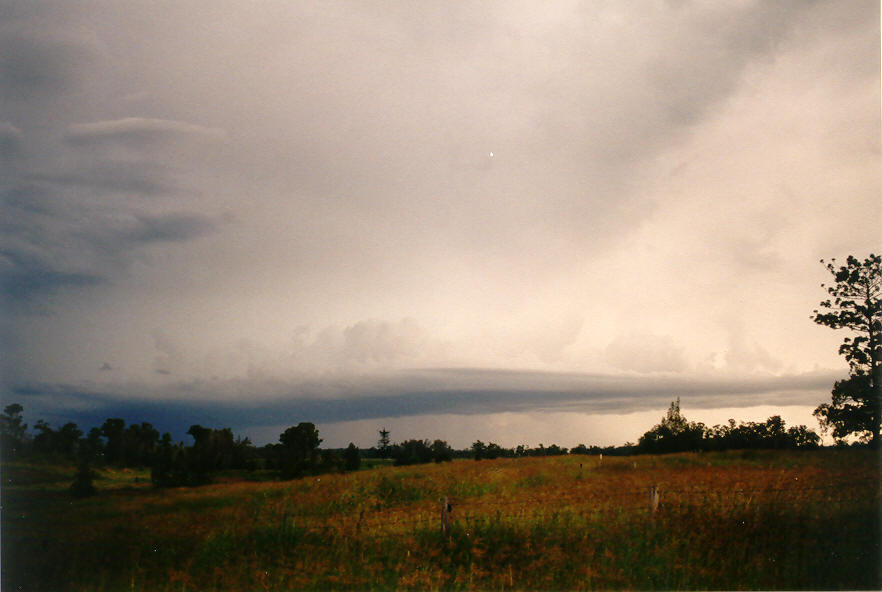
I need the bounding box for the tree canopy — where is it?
[812,254,881,446]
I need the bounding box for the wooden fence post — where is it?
[441,496,450,536]
[648,485,660,516]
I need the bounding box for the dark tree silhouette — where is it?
[100,418,126,464]
[638,398,706,454]
[471,440,486,460]
[392,439,434,466]
[377,428,391,458]
[1,403,27,459]
[431,439,453,463]
[279,422,322,478]
[812,254,881,446]
[344,443,361,471]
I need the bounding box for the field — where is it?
[2,450,879,591]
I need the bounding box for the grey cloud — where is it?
[27,162,173,197]
[0,122,23,161]
[0,249,103,305]
[342,319,427,363]
[604,333,689,374]
[124,214,214,245]
[3,367,837,441]
[65,118,226,150]
[0,35,78,99]
[0,183,215,306]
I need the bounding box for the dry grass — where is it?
[2,449,879,590]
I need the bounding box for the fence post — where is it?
[648,485,660,516]
[441,496,450,536]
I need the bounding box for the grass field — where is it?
[2,450,879,590]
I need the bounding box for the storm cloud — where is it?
[1,1,878,446]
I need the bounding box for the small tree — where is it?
[377,428,391,458]
[812,254,881,446]
[344,443,361,471]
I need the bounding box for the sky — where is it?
[1,1,879,448]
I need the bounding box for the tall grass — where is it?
[2,450,879,590]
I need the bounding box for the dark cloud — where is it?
[124,214,214,245]
[0,182,215,307]
[3,368,837,443]
[0,251,103,304]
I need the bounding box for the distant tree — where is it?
[344,443,361,471]
[80,427,105,462]
[471,440,486,460]
[787,425,821,449]
[812,254,881,446]
[151,433,178,487]
[279,422,322,478]
[638,399,706,454]
[544,444,568,456]
[484,442,504,459]
[57,423,83,456]
[431,439,453,463]
[705,416,820,451]
[100,418,126,464]
[571,444,589,455]
[1,403,27,459]
[378,428,391,458]
[122,422,160,466]
[392,439,434,466]
[32,421,82,458]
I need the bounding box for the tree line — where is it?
[0,400,824,488]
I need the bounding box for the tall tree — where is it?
[279,422,322,478]
[812,254,881,446]
[1,403,27,458]
[377,428,391,458]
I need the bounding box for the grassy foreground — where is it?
[2,450,879,591]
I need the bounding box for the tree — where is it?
[100,418,126,464]
[638,398,705,454]
[392,439,434,466]
[812,254,881,446]
[431,439,453,463]
[279,422,322,478]
[377,428,391,458]
[1,403,27,459]
[344,443,361,471]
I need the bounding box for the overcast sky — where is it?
[1,1,879,448]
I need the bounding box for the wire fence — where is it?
[260,481,879,542]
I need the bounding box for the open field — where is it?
[2,450,879,591]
